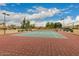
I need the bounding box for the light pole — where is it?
[2,13,10,35]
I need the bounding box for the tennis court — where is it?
[14,30,66,39]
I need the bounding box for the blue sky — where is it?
[0,3,79,26]
[0,3,79,16]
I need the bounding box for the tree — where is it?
[46,22,50,28]
[25,20,30,31]
[46,22,54,29]
[21,17,34,31]
[50,22,54,29]
[9,25,16,29]
[54,22,62,28]
[30,24,35,29]
[21,18,26,29]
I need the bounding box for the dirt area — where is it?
[0,29,18,35]
[73,29,79,35]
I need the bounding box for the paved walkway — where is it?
[0,31,79,56]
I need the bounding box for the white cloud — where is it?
[0,7,60,27]
[34,7,48,12]
[61,16,73,26]
[11,4,15,6]
[0,3,7,6]
[34,20,56,27]
[60,16,79,26]
[30,21,35,24]
[59,5,74,15]
[74,16,79,25]
[65,16,73,23]
[27,9,34,12]
[1,9,78,27]
[75,16,79,21]
[0,10,26,25]
[28,7,60,20]
[61,4,74,11]
[35,21,47,27]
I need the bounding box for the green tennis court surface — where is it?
[14,30,66,38]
